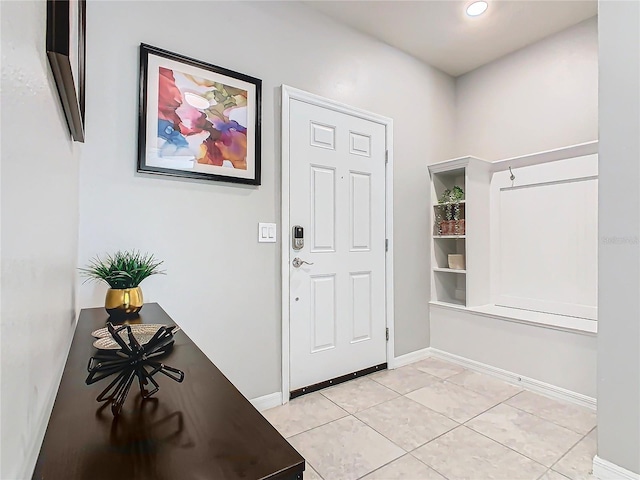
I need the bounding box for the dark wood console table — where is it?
[33,303,305,480]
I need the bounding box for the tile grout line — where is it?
[304,459,324,480]
[348,389,462,479]
[284,361,593,479]
[458,386,563,472]
[276,393,351,440]
[368,372,445,395]
[279,404,405,478]
[317,379,401,415]
[406,451,454,480]
[313,384,459,480]
[456,392,593,469]
[462,362,596,432]
[319,413,408,479]
[279,383,402,442]
[504,400,596,436]
[400,391,466,424]
[466,389,585,469]
[408,358,597,431]
[353,453,409,480]
[284,412,349,440]
[548,424,597,472]
[379,361,524,415]
[354,452,453,480]
[286,412,388,480]
[458,389,523,424]
[537,467,572,480]
[351,369,542,476]
[349,389,466,449]
[462,424,551,471]
[536,468,552,480]
[286,385,408,444]
[416,367,528,420]
[354,399,462,457]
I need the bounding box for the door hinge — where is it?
[385,150,389,164]
[385,239,389,252]
[386,328,389,341]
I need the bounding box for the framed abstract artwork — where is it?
[138,44,262,185]
[46,0,86,142]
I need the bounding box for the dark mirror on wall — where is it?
[46,0,86,142]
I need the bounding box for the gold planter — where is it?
[105,287,143,317]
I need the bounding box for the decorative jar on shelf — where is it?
[448,254,465,270]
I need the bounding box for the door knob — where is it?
[292,257,314,268]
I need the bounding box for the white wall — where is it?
[430,306,597,397]
[1,2,81,478]
[430,16,599,398]
[77,1,456,399]
[597,1,640,474]
[455,17,598,160]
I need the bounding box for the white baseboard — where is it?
[593,455,640,480]
[392,348,431,368]
[428,348,597,410]
[250,392,283,412]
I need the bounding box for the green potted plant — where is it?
[80,250,165,317]
[437,186,465,235]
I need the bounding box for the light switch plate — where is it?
[258,223,277,243]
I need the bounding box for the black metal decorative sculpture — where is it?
[86,322,184,416]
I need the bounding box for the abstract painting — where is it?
[138,44,261,185]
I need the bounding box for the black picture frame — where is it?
[138,44,262,186]
[46,0,86,142]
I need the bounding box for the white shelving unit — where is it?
[426,144,600,414]
[428,157,491,308]
[428,142,599,334]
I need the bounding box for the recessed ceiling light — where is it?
[466,1,488,17]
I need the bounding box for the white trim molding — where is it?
[593,456,640,480]
[250,392,283,412]
[429,348,597,410]
[491,140,598,172]
[428,156,475,174]
[280,85,394,404]
[392,348,431,368]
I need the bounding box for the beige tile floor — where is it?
[262,358,597,480]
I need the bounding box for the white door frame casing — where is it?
[281,85,395,404]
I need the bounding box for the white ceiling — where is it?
[304,1,597,77]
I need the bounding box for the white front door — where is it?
[288,97,387,391]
